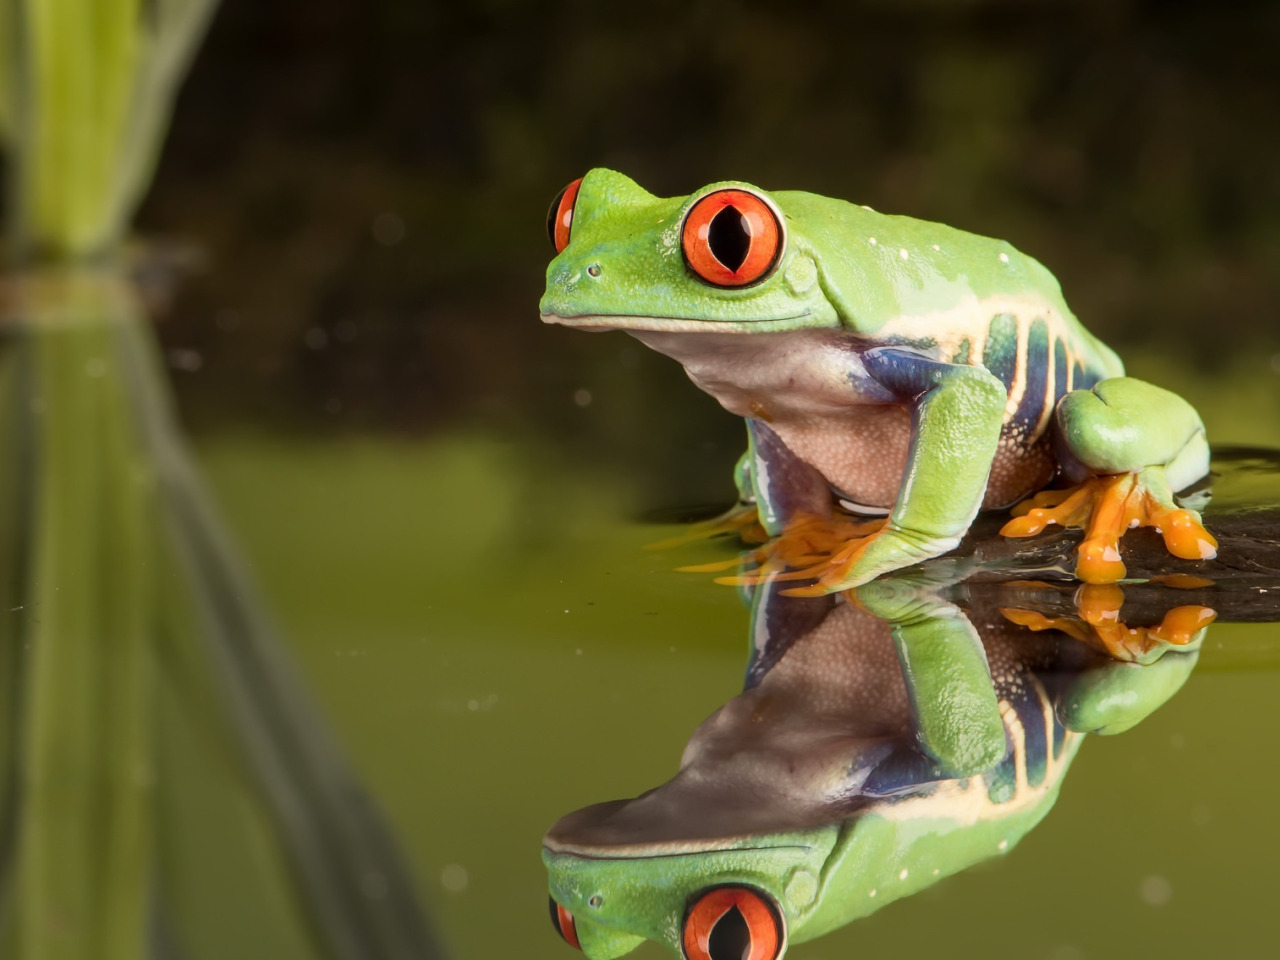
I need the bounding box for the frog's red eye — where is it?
[681,189,783,288]
[682,886,784,960]
[547,178,583,253]
[549,897,581,950]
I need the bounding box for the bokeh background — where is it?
[97,2,1280,958]
[142,0,1280,488]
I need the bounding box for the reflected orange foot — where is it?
[1000,473,1217,583]
[1001,583,1217,661]
[684,514,887,589]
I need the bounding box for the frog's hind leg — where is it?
[1001,377,1216,582]
[655,420,842,564]
[744,419,836,535]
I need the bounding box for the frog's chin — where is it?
[539,311,814,334]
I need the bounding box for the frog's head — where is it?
[543,801,842,960]
[539,169,840,334]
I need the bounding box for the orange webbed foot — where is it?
[1001,472,1217,583]
[702,514,887,590]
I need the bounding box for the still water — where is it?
[201,403,1280,952]
[2,272,1278,959]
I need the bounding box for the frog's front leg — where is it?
[787,348,1007,595]
[855,577,1007,776]
[1002,378,1216,582]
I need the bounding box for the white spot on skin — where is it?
[868,888,877,898]
[899,248,909,260]
[861,204,875,211]
[998,839,1009,851]
[868,237,877,245]
[999,252,1010,264]
[898,868,909,880]
[932,244,940,251]
[932,868,940,876]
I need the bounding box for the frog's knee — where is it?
[1054,377,1208,485]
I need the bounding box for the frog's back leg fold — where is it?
[1053,377,1209,489]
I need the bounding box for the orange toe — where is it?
[1003,472,1215,584]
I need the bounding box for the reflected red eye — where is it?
[682,886,784,960]
[547,178,583,253]
[681,189,783,287]
[549,897,581,950]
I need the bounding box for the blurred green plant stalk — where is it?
[0,0,218,260]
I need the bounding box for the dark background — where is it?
[139,0,1280,472]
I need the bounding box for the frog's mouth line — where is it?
[540,311,813,333]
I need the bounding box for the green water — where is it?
[197,424,1280,960]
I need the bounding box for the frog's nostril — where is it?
[587,263,602,278]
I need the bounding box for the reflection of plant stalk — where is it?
[2,0,218,259]
[0,270,153,957]
[0,271,444,959]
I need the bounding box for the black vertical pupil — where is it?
[707,905,752,960]
[547,186,569,247]
[707,206,751,271]
[548,897,568,942]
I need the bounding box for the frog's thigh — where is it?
[1055,377,1209,490]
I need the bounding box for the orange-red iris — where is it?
[548,177,583,253]
[681,189,782,287]
[550,900,581,950]
[682,886,783,960]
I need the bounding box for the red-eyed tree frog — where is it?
[540,170,1217,592]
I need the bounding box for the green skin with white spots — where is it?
[543,579,1204,959]
[540,169,1211,587]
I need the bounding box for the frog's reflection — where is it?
[544,575,1210,960]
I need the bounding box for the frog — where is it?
[539,169,1218,592]
[543,575,1205,960]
